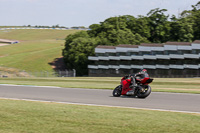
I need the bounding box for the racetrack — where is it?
[0,84,200,114]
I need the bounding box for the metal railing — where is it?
[0,70,76,78]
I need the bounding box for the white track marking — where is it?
[0,84,61,88]
[0,97,199,114]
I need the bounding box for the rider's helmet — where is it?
[140,69,147,73]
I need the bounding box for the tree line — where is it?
[63,2,200,76]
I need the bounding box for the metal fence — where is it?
[1,69,199,78]
[0,70,76,78]
[30,70,76,77]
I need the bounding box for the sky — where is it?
[0,0,199,27]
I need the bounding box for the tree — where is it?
[170,15,193,42]
[126,15,151,39]
[87,16,149,45]
[63,31,98,75]
[64,31,90,51]
[88,24,101,37]
[177,1,200,41]
[147,8,171,43]
[191,2,200,40]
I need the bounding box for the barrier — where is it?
[0,27,89,30]
[0,70,76,78]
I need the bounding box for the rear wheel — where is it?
[112,85,122,97]
[137,85,151,98]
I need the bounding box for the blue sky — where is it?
[0,0,198,27]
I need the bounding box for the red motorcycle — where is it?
[113,73,153,98]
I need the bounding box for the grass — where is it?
[0,77,200,94]
[0,99,199,133]
[0,29,78,73]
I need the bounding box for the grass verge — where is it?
[0,29,78,73]
[0,99,199,133]
[0,77,200,94]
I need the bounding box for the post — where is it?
[66,70,68,77]
[59,70,61,77]
[73,69,76,77]
[116,69,119,74]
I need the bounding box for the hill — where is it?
[0,29,78,76]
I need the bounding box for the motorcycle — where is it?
[112,74,153,98]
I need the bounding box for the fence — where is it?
[29,70,76,77]
[0,27,89,30]
[0,70,76,78]
[1,69,199,78]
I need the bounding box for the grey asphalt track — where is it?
[0,84,200,113]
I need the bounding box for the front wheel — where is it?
[136,85,151,98]
[112,85,122,97]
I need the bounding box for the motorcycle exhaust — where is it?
[126,90,134,95]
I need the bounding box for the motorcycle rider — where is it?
[130,69,149,89]
[113,68,153,97]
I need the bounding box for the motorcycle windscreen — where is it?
[140,77,153,84]
[145,78,153,83]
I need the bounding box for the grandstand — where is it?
[0,39,19,45]
[88,40,200,77]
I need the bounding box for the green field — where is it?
[0,99,199,133]
[0,77,200,94]
[0,29,78,74]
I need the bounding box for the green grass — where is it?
[0,99,199,133]
[0,29,78,73]
[0,77,200,94]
